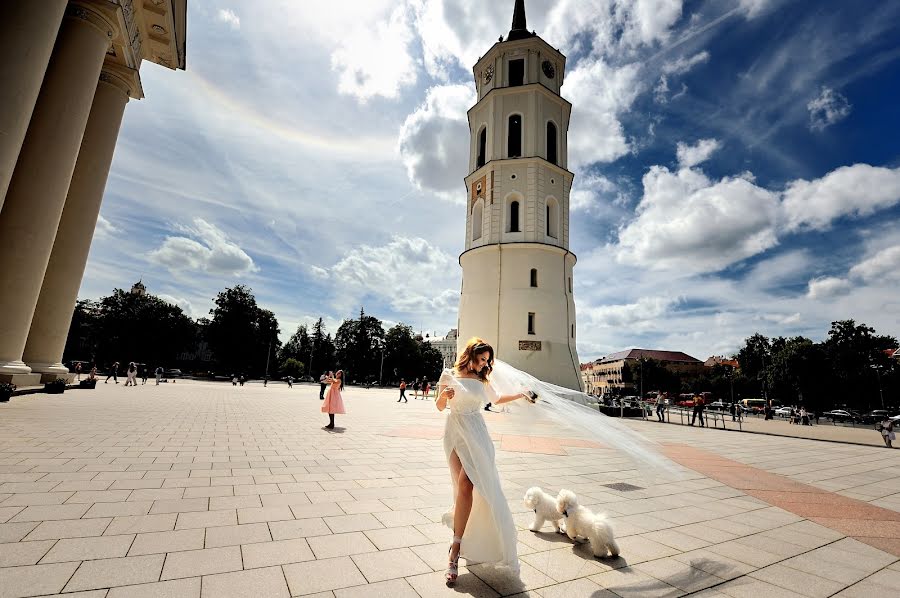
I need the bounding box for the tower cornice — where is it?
[472,35,566,83]
[467,83,572,118]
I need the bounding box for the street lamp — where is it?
[871,364,885,409]
[374,339,385,387]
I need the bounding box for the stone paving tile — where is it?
[200,566,289,598]
[106,577,200,598]
[40,534,135,563]
[0,521,39,543]
[282,556,368,595]
[208,496,261,511]
[128,528,205,556]
[0,561,80,598]
[362,525,431,550]
[332,578,419,597]
[10,503,90,522]
[2,492,73,506]
[84,501,153,519]
[26,518,112,540]
[64,554,165,592]
[0,539,56,566]
[236,505,294,524]
[307,531,378,559]
[160,546,243,580]
[204,522,271,548]
[174,510,236,530]
[241,537,314,568]
[269,517,332,541]
[103,514,177,536]
[149,498,208,515]
[323,513,383,534]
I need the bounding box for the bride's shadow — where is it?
[322,426,346,433]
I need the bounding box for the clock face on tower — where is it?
[542,60,555,79]
[483,65,494,84]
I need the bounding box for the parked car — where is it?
[774,407,793,417]
[708,401,727,411]
[299,375,315,383]
[860,410,889,424]
[164,369,183,378]
[822,409,858,422]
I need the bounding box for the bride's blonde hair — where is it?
[454,337,494,382]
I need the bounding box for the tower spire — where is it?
[507,0,534,41]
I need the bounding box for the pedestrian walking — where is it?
[286,376,293,388]
[141,365,148,385]
[239,374,245,386]
[263,376,268,387]
[232,374,237,386]
[656,394,666,422]
[319,371,328,400]
[322,370,346,430]
[124,362,137,386]
[877,415,895,448]
[105,362,120,384]
[413,378,420,399]
[423,379,431,399]
[800,407,810,426]
[398,379,407,402]
[155,366,164,385]
[89,364,97,380]
[75,362,82,381]
[690,393,705,427]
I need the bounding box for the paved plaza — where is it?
[1,381,899,597]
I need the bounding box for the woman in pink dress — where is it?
[322,370,346,429]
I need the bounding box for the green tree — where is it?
[737,333,771,399]
[624,358,681,396]
[206,285,281,376]
[824,320,898,410]
[334,308,385,383]
[419,341,445,382]
[383,324,420,383]
[280,358,305,378]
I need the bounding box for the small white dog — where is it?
[556,489,620,558]
[523,487,564,533]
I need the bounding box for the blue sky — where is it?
[80,0,900,361]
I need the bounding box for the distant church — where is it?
[457,0,582,390]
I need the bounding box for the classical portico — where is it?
[0,1,187,385]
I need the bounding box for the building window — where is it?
[568,277,572,293]
[507,114,522,158]
[547,122,557,165]
[472,200,483,240]
[528,312,536,335]
[546,197,559,239]
[571,323,575,338]
[477,127,486,168]
[509,59,524,86]
[509,200,520,232]
[530,268,537,287]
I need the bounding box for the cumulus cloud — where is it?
[94,214,120,239]
[157,294,195,318]
[848,245,900,282]
[398,84,475,202]
[331,4,417,101]
[150,219,258,277]
[737,0,775,18]
[582,296,679,329]
[570,173,620,212]
[216,8,241,30]
[806,276,852,299]
[676,138,721,168]
[313,236,459,314]
[781,164,900,231]
[807,86,851,131]
[566,58,643,167]
[616,164,780,272]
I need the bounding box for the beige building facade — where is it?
[0,1,186,385]
[457,1,582,390]
[581,349,704,396]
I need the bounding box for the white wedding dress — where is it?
[439,369,519,575]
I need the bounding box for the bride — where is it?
[435,337,536,584]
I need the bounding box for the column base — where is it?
[0,360,32,375]
[27,361,70,376]
[0,373,42,387]
[39,372,74,384]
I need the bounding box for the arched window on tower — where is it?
[509,200,520,232]
[509,59,525,86]
[547,122,557,165]
[472,199,483,241]
[477,127,487,168]
[508,115,522,158]
[546,197,559,239]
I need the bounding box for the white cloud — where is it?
[616,164,780,272]
[807,86,851,131]
[157,294,195,318]
[398,84,475,202]
[566,58,643,168]
[94,214,120,239]
[806,276,852,299]
[848,244,900,283]
[582,296,679,329]
[331,3,418,101]
[781,164,900,231]
[676,138,721,168]
[662,50,710,75]
[738,0,775,18]
[216,8,241,30]
[150,219,258,277]
[570,173,620,212]
[314,236,459,314]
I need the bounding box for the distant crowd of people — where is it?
[71,361,167,386]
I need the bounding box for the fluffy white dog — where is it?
[523,487,564,533]
[556,489,620,558]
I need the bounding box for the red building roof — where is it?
[598,349,701,364]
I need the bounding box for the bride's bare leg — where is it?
[447,450,473,563]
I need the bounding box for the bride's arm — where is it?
[435,384,454,411]
[494,392,531,405]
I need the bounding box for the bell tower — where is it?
[457,0,582,390]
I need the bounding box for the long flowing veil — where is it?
[489,359,682,476]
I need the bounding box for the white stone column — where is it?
[0,0,68,211]
[0,3,116,377]
[24,70,132,379]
